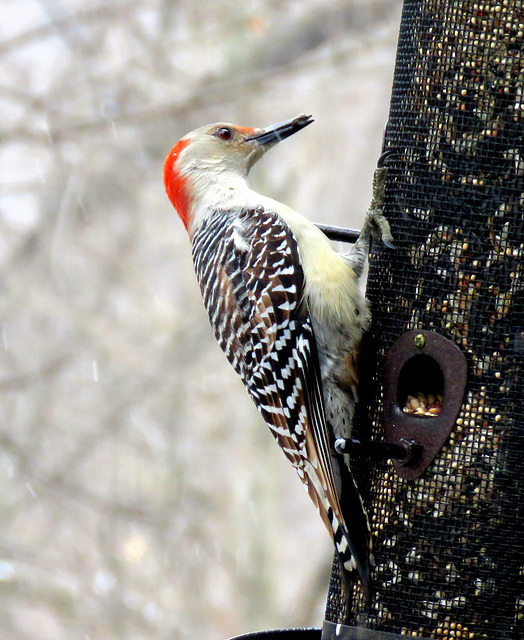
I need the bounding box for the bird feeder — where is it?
[227,0,524,638]
[325,0,524,638]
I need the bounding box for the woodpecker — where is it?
[163,114,393,602]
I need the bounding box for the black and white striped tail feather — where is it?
[334,454,373,603]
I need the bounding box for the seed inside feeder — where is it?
[398,354,445,418]
[403,392,443,417]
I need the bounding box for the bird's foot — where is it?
[363,208,395,249]
[364,153,395,249]
[341,153,396,274]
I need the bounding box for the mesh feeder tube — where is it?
[324,1,524,639]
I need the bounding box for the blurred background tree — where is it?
[0,1,401,638]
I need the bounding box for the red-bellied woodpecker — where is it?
[163,114,393,602]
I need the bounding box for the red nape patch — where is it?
[163,138,191,230]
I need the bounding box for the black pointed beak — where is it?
[245,114,314,146]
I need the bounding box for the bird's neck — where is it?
[186,170,255,237]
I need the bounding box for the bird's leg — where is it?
[367,157,395,248]
[343,155,394,277]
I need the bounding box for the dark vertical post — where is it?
[325,1,524,638]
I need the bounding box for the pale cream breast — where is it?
[258,195,365,329]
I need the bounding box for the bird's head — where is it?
[163,114,314,232]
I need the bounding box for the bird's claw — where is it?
[376,149,397,168]
[364,209,396,249]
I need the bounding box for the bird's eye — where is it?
[215,127,233,141]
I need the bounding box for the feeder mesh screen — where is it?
[324,1,524,638]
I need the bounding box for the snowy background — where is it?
[0,1,401,638]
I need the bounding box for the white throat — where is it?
[187,169,258,236]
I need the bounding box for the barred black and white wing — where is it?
[191,205,370,597]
